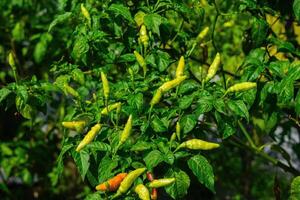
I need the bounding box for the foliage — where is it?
[0,0,300,199]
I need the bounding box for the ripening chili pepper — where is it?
[225,82,257,95]
[80,4,91,26]
[95,173,127,191]
[146,172,154,181]
[149,178,176,188]
[196,26,209,43]
[175,139,220,152]
[101,71,110,101]
[135,184,150,200]
[176,122,180,140]
[175,56,185,78]
[113,168,146,199]
[101,102,121,115]
[62,121,86,132]
[134,51,147,77]
[76,124,102,152]
[159,75,187,93]
[204,53,221,82]
[151,188,157,200]
[64,84,79,98]
[139,25,149,49]
[119,115,133,146]
[150,89,163,107]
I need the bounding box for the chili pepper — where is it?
[225,82,257,95]
[151,188,157,200]
[80,4,91,26]
[159,75,187,93]
[134,11,146,27]
[64,84,79,98]
[113,168,146,199]
[101,71,110,101]
[62,121,86,132]
[135,184,150,200]
[175,56,185,78]
[95,173,127,191]
[119,115,133,146]
[204,53,221,82]
[139,25,149,49]
[149,178,175,188]
[175,139,220,152]
[150,88,163,107]
[76,123,102,152]
[134,51,147,77]
[8,52,16,70]
[170,132,176,143]
[176,122,180,140]
[196,26,209,43]
[146,172,154,181]
[101,102,121,115]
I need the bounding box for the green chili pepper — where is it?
[101,102,121,115]
[119,115,133,146]
[175,139,220,152]
[150,89,163,107]
[134,51,147,77]
[101,71,110,101]
[113,168,146,199]
[176,122,180,141]
[135,184,150,200]
[148,178,175,188]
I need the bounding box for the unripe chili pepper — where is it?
[64,84,79,98]
[150,89,163,107]
[135,184,150,200]
[101,71,110,101]
[170,132,176,143]
[76,124,102,152]
[101,102,121,115]
[225,82,257,94]
[119,115,133,146]
[95,173,127,191]
[175,56,185,78]
[159,75,187,93]
[176,122,180,140]
[175,139,220,152]
[204,53,221,82]
[8,52,16,70]
[80,4,91,26]
[196,26,209,43]
[134,50,147,77]
[139,25,149,49]
[62,121,86,132]
[149,178,175,188]
[113,168,146,199]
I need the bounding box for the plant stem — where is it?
[237,120,256,149]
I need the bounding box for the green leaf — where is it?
[289,176,300,200]
[34,33,53,63]
[72,36,89,64]
[128,93,144,112]
[251,17,268,48]
[108,4,134,23]
[156,50,171,72]
[12,22,25,41]
[48,12,72,32]
[98,155,118,183]
[213,98,226,114]
[187,155,215,192]
[179,94,194,109]
[165,168,190,199]
[295,91,300,115]
[86,142,111,152]
[143,150,164,169]
[178,80,200,95]
[180,114,197,135]
[151,115,168,133]
[227,100,249,122]
[85,192,104,200]
[293,0,300,21]
[72,150,90,180]
[144,14,163,36]
[0,88,11,104]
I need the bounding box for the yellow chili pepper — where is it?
[196,26,209,43]
[101,102,121,115]
[119,115,133,146]
[134,11,146,27]
[159,75,187,93]
[204,53,221,82]
[135,184,150,200]
[176,122,180,140]
[80,4,91,26]
[175,56,185,78]
[134,50,147,77]
[175,139,220,152]
[64,84,79,98]
[225,82,257,95]
[8,52,16,70]
[150,89,163,107]
[148,178,175,188]
[139,25,149,49]
[76,124,102,152]
[101,71,110,101]
[62,121,86,132]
